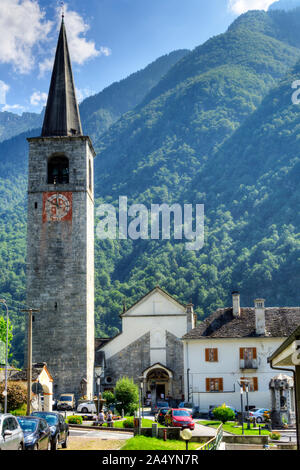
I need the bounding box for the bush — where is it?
[114,377,139,416]
[10,403,27,416]
[270,432,281,440]
[67,415,83,425]
[122,417,135,428]
[212,405,235,424]
[0,381,27,412]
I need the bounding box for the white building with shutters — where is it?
[182,293,300,412]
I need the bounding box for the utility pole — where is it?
[0,299,9,414]
[21,308,39,416]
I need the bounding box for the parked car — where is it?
[178,402,194,414]
[155,407,170,424]
[191,406,209,419]
[249,408,270,423]
[31,411,69,450]
[56,393,75,411]
[17,416,51,450]
[152,401,169,414]
[77,401,97,414]
[0,414,24,450]
[164,408,195,430]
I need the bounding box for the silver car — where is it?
[77,401,97,414]
[0,414,24,450]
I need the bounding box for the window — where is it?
[240,348,257,369]
[48,155,69,184]
[205,348,218,362]
[240,377,258,392]
[240,348,257,360]
[206,378,223,392]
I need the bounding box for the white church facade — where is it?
[95,286,196,406]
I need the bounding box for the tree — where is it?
[114,377,139,416]
[212,404,236,424]
[0,381,27,412]
[102,390,115,407]
[0,315,13,360]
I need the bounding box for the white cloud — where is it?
[228,0,276,14]
[0,0,53,74]
[30,91,48,107]
[38,4,111,76]
[76,87,95,103]
[1,103,25,114]
[0,81,10,105]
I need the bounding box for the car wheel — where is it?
[33,444,38,451]
[51,437,58,451]
[62,435,68,449]
[47,440,51,451]
[256,417,263,423]
[81,407,88,413]
[17,443,23,451]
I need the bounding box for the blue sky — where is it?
[0,0,279,114]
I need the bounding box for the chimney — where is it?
[255,299,266,335]
[232,291,240,317]
[186,303,195,332]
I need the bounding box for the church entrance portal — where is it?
[142,364,173,408]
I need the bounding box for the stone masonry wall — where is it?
[26,136,95,400]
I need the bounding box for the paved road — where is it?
[70,428,133,440]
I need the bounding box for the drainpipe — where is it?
[269,362,299,451]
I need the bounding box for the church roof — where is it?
[182,307,300,340]
[41,19,83,137]
[120,286,186,317]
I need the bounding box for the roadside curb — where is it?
[69,424,134,433]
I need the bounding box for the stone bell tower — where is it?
[26,17,95,399]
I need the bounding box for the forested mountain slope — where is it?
[0,9,300,365]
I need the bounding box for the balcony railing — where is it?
[240,359,258,370]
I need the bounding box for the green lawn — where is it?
[83,417,164,429]
[198,420,270,436]
[121,436,202,451]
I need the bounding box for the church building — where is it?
[95,287,196,407]
[26,17,95,400]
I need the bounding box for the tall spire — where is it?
[41,18,83,137]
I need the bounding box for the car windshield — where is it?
[173,410,190,417]
[183,403,193,408]
[32,413,58,426]
[18,418,38,433]
[60,397,72,402]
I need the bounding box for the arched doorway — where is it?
[142,363,173,408]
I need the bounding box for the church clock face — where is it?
[43,192,72,222]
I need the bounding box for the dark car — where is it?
[152,401,169,415]
[165,408,195,430]
[155,407,170,425]
[31,411,69,450]
[191,406,209,419]
[17,416,51,451]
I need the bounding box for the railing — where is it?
[196,424,223,451]
[240,359,258,370]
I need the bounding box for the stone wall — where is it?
[104,333,151,386]
[166,331,184,400]
[26,136,95,400]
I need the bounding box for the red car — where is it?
[165,408,195,430]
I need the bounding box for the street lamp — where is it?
[238,382,245,435]
[245,382,250,430]
[95,366,102,417]
[140,381,144,419]
[0,299,9,414]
